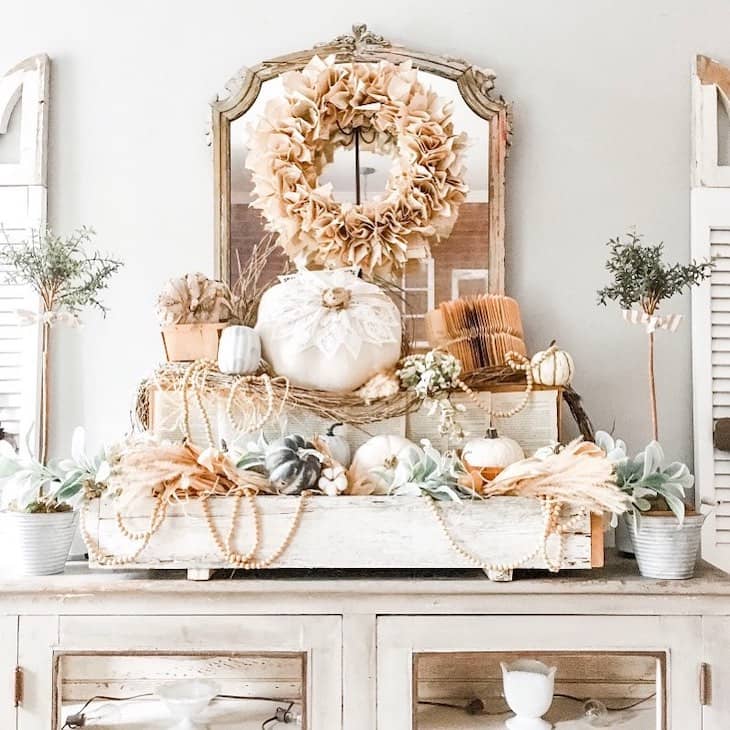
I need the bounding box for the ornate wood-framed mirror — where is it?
[212,24,511,345]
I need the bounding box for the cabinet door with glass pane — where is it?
[377,615,702,730]
[18,614,341,730]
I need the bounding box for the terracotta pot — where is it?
[627,511,704,580]
[161,323,227,362]
[0,510,78,576]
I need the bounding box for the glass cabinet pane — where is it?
[54,652,306,729]
[414,651,664,729]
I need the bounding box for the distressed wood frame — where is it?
[0,54,49,457]
[692,54,730,188]
[211,24,511,293]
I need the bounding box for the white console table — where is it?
[1,554,729,729]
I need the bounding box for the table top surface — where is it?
[1,551,729,599]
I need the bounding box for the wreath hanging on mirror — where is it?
[245,55,469,275]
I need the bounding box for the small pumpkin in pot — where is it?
[531,341,575,386]
[264,435,322,495]
[462,427,524,484]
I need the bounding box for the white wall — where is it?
[2,0,729,464]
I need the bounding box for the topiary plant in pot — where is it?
[0,428,111,576]
[0,227,121,576]
[596,232,711,575]
[596,432,702,578]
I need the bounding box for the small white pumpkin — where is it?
[218,326,261,375]
[462,428,524,472]
[349,434,420,495]
[531,341,575,386]
[316,423,352,467]
[255,269,402,392]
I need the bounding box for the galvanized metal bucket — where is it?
[627,512,704,580]
[0,510,78,576]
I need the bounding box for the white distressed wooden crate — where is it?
[87,495,603,581]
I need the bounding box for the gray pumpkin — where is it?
[265,435,322,495]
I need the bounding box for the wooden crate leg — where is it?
[187,568,213,581]
[484,568,513,582]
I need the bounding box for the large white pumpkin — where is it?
[349,435,420,495]
[255,269,402,392]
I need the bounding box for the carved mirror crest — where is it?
[212,24,511,345]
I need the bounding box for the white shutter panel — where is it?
[691,190,730,570]
[0,55,49,455]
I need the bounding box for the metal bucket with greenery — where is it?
[0,428,111,576]
[597,433,701,579]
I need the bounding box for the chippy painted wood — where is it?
[416,651,658,701]
[4,556,730,618]
[0,615,18,730]
[0,54,49,456]
[17,615,59,730]
[60,697,301,729]
[343,614,376,730]
[702,616,730,728]
[59,653,303,702]
[44,615,341,730]
[377,615,702,730]
[693,55,730,188]
[87,495,597,580]
[691,188,730,573]
[211,23,510,294]
[0,54,49,186]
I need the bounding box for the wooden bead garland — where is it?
[455,346,557,420]
[427,496,588,574]
[202,490,309,570]
[81,495,168,567]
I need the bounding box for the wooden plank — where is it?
[59,653,303,703]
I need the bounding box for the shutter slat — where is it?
[713,392,730,406]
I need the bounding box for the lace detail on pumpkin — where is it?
[259,269,401,358]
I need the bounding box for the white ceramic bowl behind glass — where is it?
[157,678,219,729]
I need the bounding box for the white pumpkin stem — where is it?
[321,287,352,310]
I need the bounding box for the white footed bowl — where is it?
[157,678,219,729]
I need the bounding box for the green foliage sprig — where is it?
[596,231,712,315]
[0,226,123,317]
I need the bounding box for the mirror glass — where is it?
[228,65,493,346]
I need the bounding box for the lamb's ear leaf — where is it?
[641,441,664,478]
